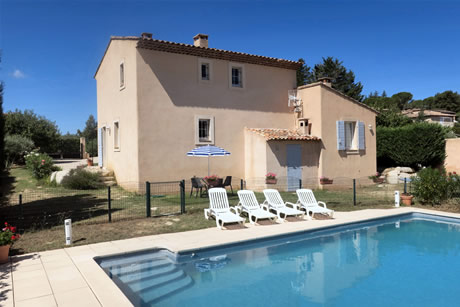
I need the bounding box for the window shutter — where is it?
[336,121,345,150]
[98,128,103,167]
[358,121,366,150]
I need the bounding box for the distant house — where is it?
[402,108,457,127]
[95,33,378,189]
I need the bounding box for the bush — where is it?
[5,109,60,153]
[4,134,34,167]
[377,122,446,169]
[412,168,460,205]
[61,168,102,190]
[58,135,80,157]
[25,151,54,179]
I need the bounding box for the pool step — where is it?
[119,263,177,283]
[109,258,172,276]
[141,274,194,304]
[128,269,186,292]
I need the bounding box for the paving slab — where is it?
[5,207,460,306]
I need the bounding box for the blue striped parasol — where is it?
[187,145,230,175]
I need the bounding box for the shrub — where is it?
[412,168,460,205]
[5,109,60,153]
[61,168,102,190]
[24,151,54,179]
[4,134,34,167]
[377,122,446,169]
[57,135,80,158]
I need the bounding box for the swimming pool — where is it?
[97,213,460,306]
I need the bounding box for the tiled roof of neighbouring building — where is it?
[246,128,321,141]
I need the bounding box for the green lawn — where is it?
[2,165,451,255]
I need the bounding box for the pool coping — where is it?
[4,207,460,307]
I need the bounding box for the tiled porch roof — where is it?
[246,128,321,141]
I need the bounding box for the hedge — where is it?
[377,122,446,168]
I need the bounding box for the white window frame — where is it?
[228,62,245,89]
[113,120,120,151]
[195,115,214,145]
[119,60,125,90]
[344,121,358,150]
[198,58,212,83]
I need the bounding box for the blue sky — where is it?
[1,0,460,134]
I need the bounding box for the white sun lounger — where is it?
[296,189,334,218]
[237,190,277,224]
[262,189,306,222]
[204,188,245,229]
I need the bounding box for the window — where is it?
[119,62,125,89]
[337,121,365,151]
[231,67,243,87]
[113,121,120,150]
[344,121,356,150]
[199,119,211,142]
[201,63,210,80]
[195,116,214,144]
[198,58,212,83]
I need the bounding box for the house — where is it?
[402,108,457,127]
[95,33,378,189]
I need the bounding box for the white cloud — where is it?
[12,69,26,79]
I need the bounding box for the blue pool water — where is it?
[97,213,460,306]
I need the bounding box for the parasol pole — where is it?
[208,156,210,176]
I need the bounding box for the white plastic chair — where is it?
[262,189,306,222]
[237,190,277,225]
[204,188,245,229]
[296,189,334,218]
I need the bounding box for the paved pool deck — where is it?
[2,207,459,307]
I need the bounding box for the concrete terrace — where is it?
[2,207,459,307]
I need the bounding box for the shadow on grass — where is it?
[0,169,15,206]
[0,194,120,231]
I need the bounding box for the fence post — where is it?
[107,186,112,223]
[146,181,151,218]
[299,179,302,190]
[180,180,186,214]
[240,179,244,191]
[353,179,356,206]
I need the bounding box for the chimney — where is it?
[141,32,153,40]
[193,33,209,48]
[317,77,333,87]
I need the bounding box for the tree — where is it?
[78,115,97,157]
[309,57,364,101]
[0,83,4,170]
[0,55,4,170]
[432,91,460,113]
[376,110,413,127]
[80,115,97,140]
[296,58,313,87]
[5,110,61,153]
[391,92,413,110]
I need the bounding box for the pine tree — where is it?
[310,57,364,101]
[296,58,312,87]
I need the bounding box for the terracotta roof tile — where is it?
[136,37,302,70]
[247,128,321,141]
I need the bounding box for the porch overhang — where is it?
[246,128,321,141]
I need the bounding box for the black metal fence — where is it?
[1,181,185,231]
[2,175,458,231]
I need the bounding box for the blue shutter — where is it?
[98,128,103,168]
[336,121,345,150]
[358,121,366,150]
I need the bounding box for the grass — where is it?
[4,165,457,254]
